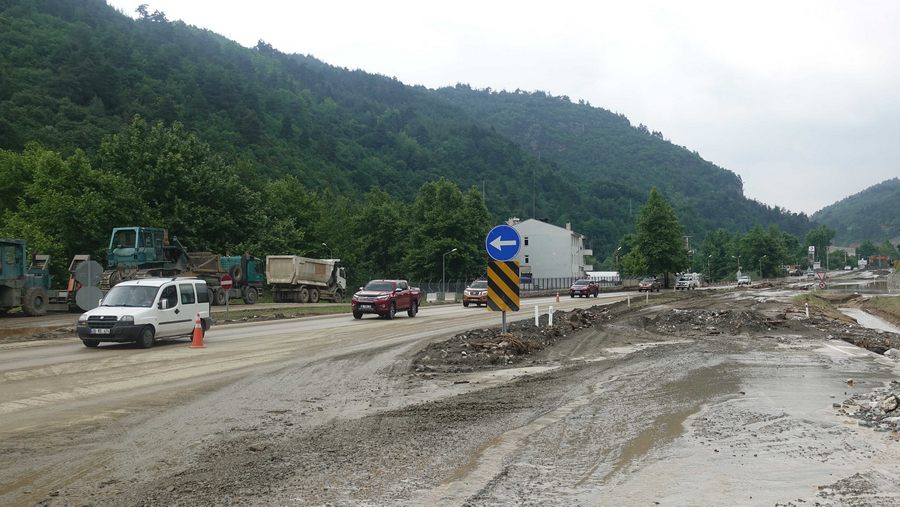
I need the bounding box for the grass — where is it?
[867,295,900,324]
[791,293,851,321]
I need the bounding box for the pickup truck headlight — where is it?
[119,315,134,323]
[375,295,390,301]
[78,314,88,322]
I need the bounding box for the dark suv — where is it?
[638,277,661,292]
[570,279,599,298]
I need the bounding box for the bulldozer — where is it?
[100,227,191,290]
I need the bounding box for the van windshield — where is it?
[102,285,159,307]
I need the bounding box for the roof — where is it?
[116,277,205,287]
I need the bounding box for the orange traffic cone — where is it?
[556,291,560,303]
[190,313,205,348]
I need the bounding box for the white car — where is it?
[77,278,211,348]
[737,275,751,286]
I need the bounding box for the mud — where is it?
[4,288,900,506]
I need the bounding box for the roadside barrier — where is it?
[190,313,205,348]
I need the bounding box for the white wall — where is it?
[510,219,591,278]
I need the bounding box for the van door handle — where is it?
[174,309,180,314]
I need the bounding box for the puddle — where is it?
[839,308,900,334]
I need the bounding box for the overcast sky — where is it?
[107,0,899,215]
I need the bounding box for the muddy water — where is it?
[840,307,900,334]
[583,343,899,506]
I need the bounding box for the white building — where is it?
[506,218,593,279]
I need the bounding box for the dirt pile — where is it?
[835,380,900,433]
[412,306,613,373]
[646,308,786,336]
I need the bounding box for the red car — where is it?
[351,279,421,319]
[570,279,599,298]
[638,277,661,292]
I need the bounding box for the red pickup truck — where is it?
[351,279,422,319]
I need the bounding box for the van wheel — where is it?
[82,339,99,348]
[138,326,155,349]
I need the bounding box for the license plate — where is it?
[90,328,111,335]
[359,304,373,310]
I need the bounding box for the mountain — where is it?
[0,0,810,262]
[434,86,811,244]
[812,178,900,245]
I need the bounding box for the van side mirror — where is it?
[159,299,169,310]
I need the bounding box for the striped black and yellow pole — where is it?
[487,260,520,332]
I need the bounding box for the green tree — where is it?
[699,228,732,282]
[857,240,877,259]
[0,145,147,283]
[633,188,687,286]
[96,116,261,252]
[403,178,491,282]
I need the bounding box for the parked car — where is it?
[843,265,852,271]
[76,277,211,348]
[463,279,488,307]
[570,279,599,298]
[351,279,421,319]
[737,275,752,286]
[637,277,661,292]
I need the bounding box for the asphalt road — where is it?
[3,288,899,506]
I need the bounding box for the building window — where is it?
[524,236,529,246]
[524,255,530,264]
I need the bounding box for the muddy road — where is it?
[2,289,900,506]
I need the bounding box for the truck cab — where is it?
[77,277,211,348]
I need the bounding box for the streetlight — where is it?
[322,242,333,259]
[707,254,712,281]
[732,255,741,275]
[442,248,457,294]
[759,255,767,279]
[615,246,622,271]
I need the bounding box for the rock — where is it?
[884,349,900,360]
[879,394,898,413]
[167,486,176,493]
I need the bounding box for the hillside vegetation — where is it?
[811,178,900,245]
[1,0,811,277]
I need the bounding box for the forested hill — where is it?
[811,178,900,245]
[0,0,809,264]
[435,86,811,240]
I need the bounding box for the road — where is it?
[2,288,899,506]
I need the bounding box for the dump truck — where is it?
[100,227,191,289]
[188,252,264,305]
[0,239,67,316]
[266,256,346,303]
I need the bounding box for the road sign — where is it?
[220,274,233,290]
[816,271,827,282]
[485,225,521,262]
[819,282,826,289]
[487,260,520,312]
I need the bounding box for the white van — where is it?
[76,277,211,348]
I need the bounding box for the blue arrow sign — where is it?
[485,225,521,262]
